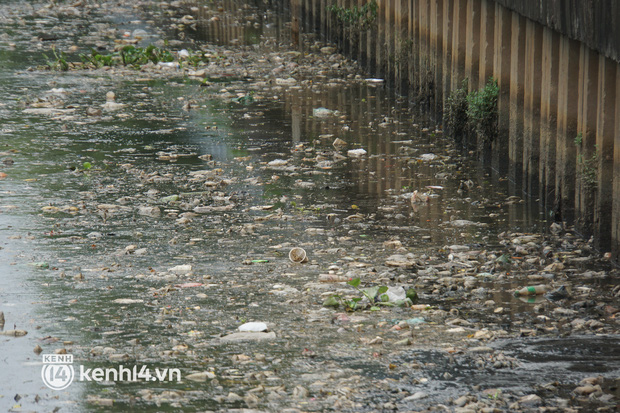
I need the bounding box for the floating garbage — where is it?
[384,286,407,302]
[131,28,148,38]
[158,61,179,69]
[289,247,307,263]
[0,329,27,337]
[411,304,432,311]
[319,274,350,282]
[517,295,547,304]
[137,206,161,217]
[186,371,216,382]
[267,159,288,167]
[419,153,438,161]
[238,322,268,332]
[169,264,193,275]
[220,332,276,342]
[373,286,415,307]
[176,282,203,288]
[332,138,347,149]
[545,285,569,301]
[275,77,297,85]
[113,298,144,304]
[161,194,180,203]
[347,148,367,157]
[312,107,334,117]
[385,254,417,268]
[514,285,549,297]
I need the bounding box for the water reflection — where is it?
[171,0,292,47]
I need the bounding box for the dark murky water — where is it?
[1,1,618,412]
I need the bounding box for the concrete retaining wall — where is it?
[494,0,620,64]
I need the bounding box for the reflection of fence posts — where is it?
[508,12,525,194]
[594,56,616,252]
[522,19,542,198]
[555,37,579,224]
[292,0,300,48]
[575,45,599,238]
[539,27,559,218]
[429,0,442,114]
[614,69,620,262]
[397,1,409,93]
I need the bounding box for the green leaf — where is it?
[351,297,362,303]
[377,286,388,295]
[379,293,390,302]
[370,306,380,311]
[83,162,92,170]
[347,278,361,288]
[406,288,418,302]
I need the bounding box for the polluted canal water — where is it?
[0,1,619,412]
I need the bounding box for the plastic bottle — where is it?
[318,274,350,283]
[514,285,549,297]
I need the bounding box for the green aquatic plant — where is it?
[327,0,378,31]
[444,78,498,145]
[184,49,210,68]
[323,278,416,311]
[323,278,387,311]
[75,45,176,69]
[80,48,115,68]
[43,46,69,71]
[143,44,175,64]
[445,78,471,144]
[119,45,143,67]
[574,132,583,146]
[231,91,254,104]
[467,78,499,144]
[119,45,175,67]
[576,140,599,191]
[488,389,502,400]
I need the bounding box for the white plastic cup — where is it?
[289,247,308,263]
